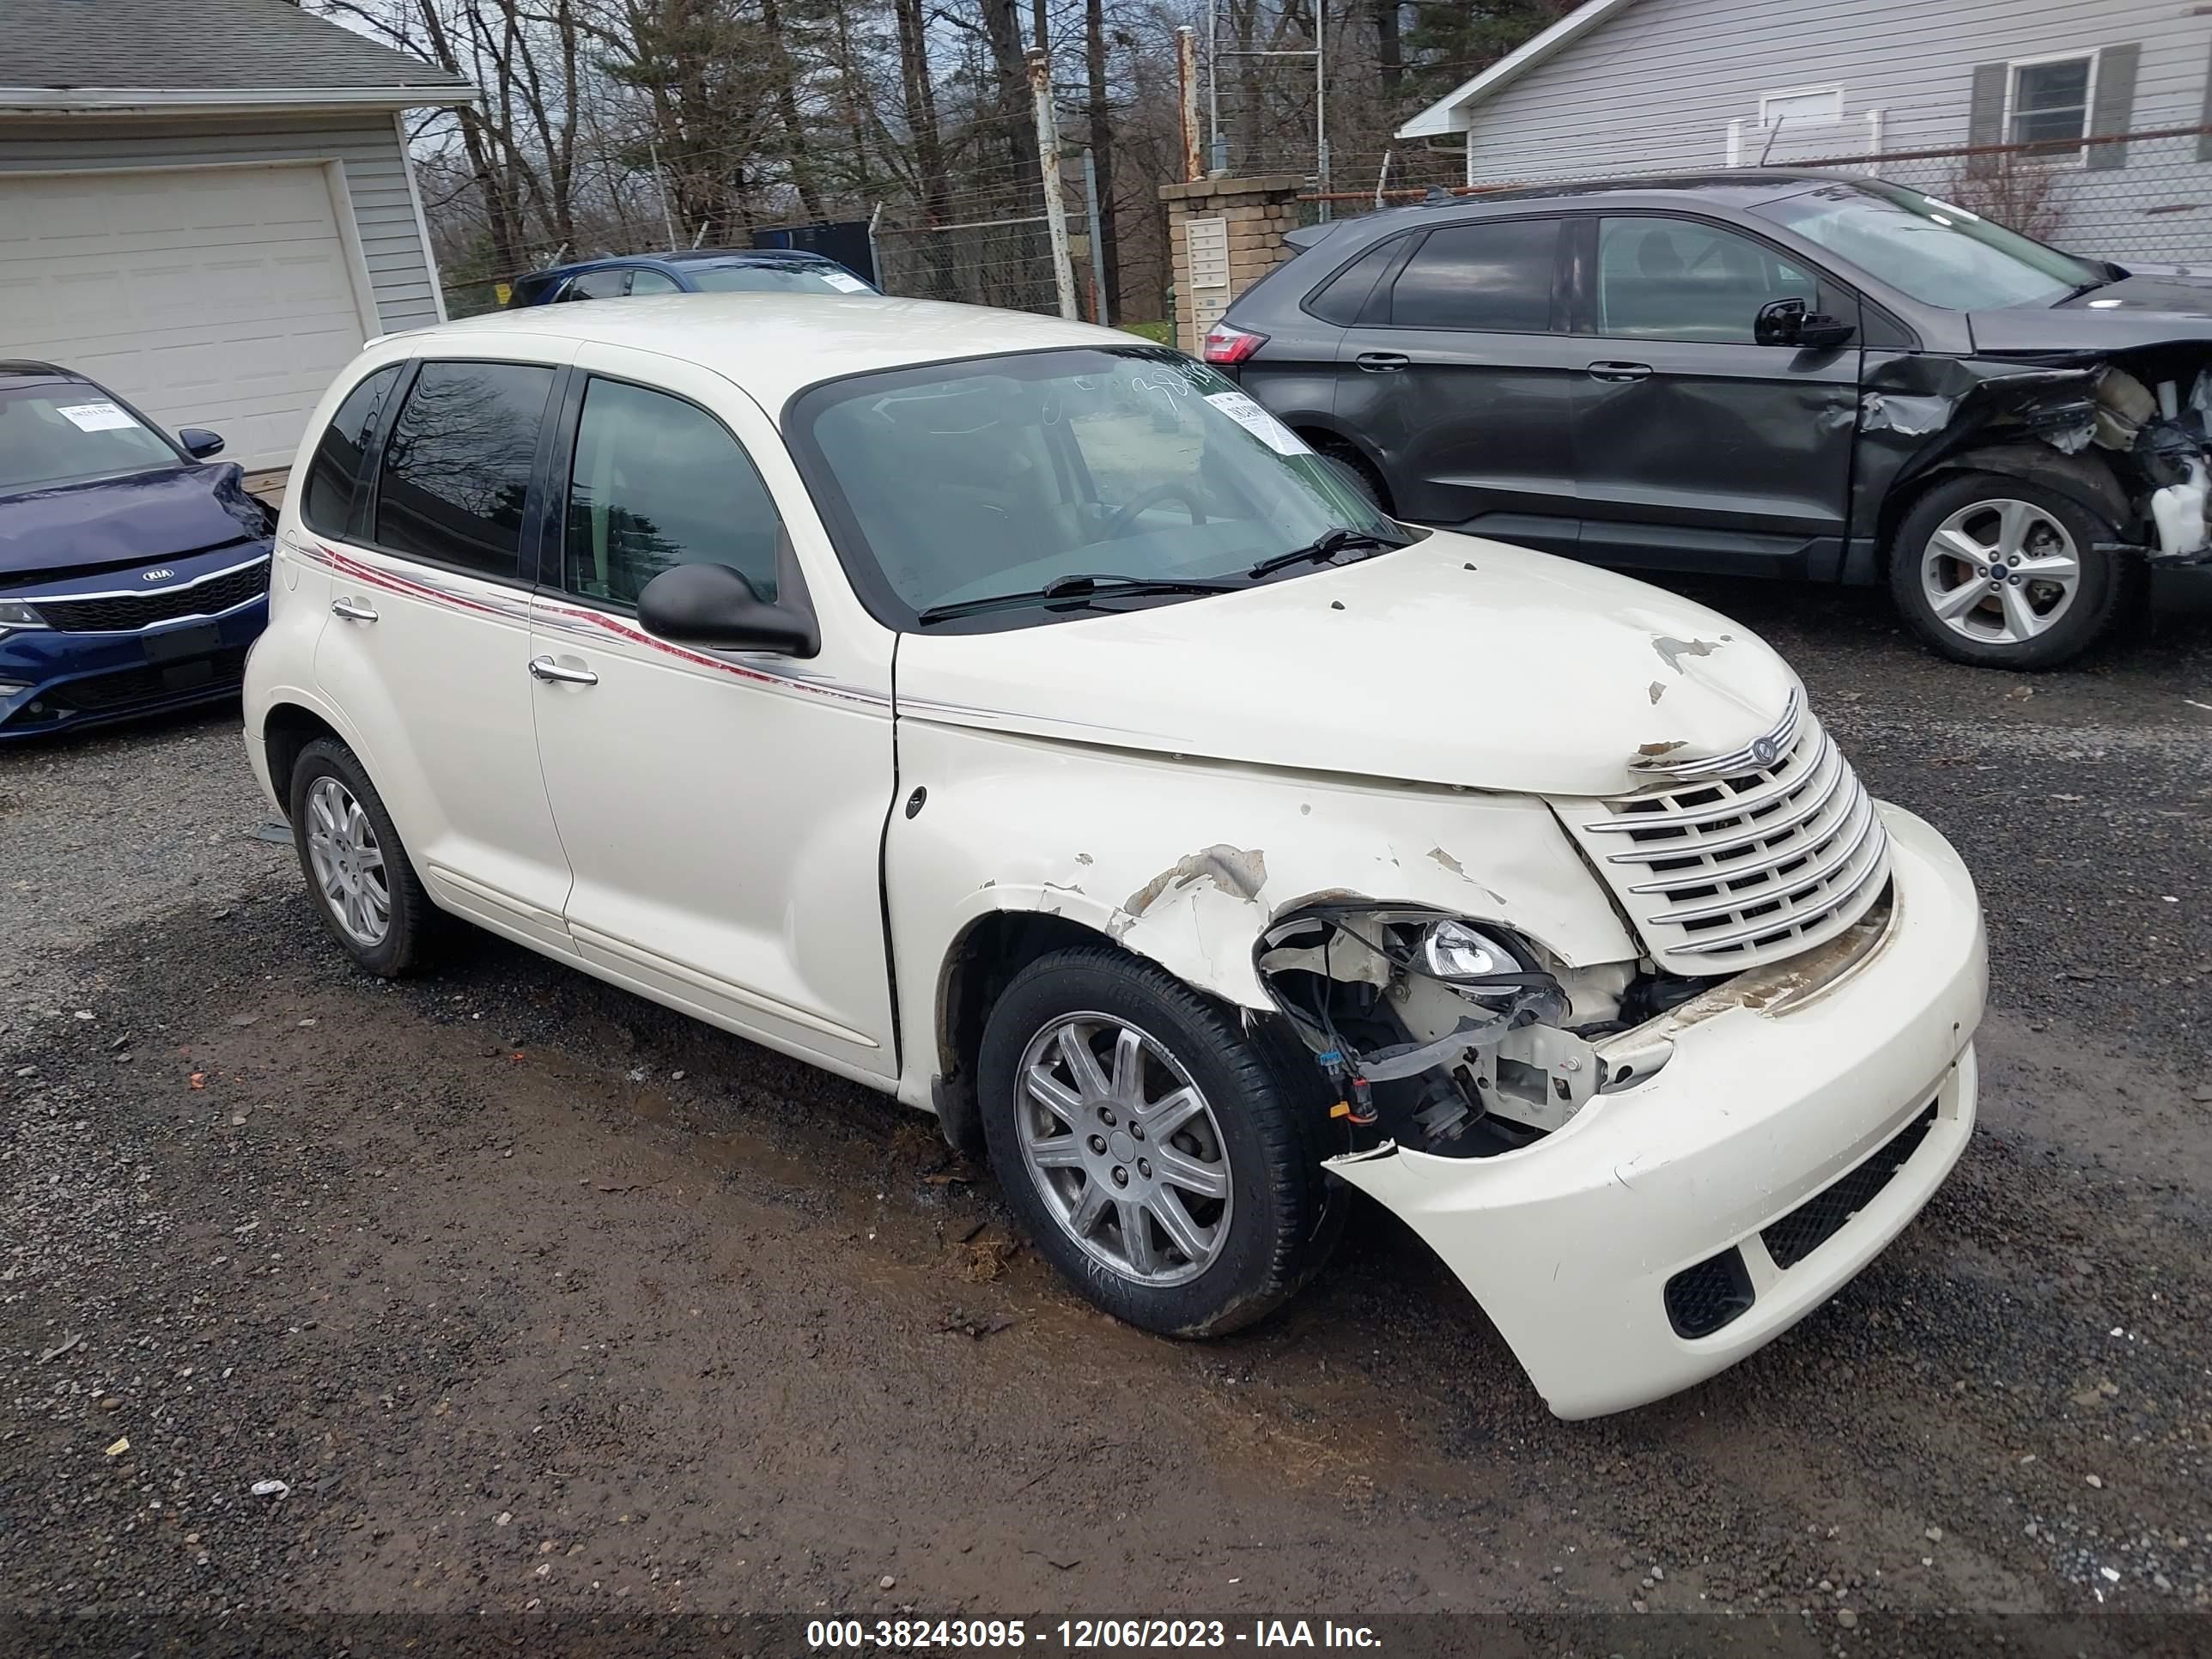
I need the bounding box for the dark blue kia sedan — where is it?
[0,362,274,739]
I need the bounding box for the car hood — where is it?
[1969,272,2212,353]
[0,464,266,580]
[893,531,1802,798]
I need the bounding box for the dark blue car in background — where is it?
[507,246,878,305]
[0,362,274,739]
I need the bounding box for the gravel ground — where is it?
[3,583,2210,1642]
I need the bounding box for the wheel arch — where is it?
[260,701,346,818]
[1291,422,1395,514]
[930,907,1127,1155]
[1880,444,2132,574]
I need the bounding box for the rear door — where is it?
[1568,214,1860,577]
[1334,215,1581,552]
[310,351,577,954]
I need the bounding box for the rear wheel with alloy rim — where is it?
[978,946,1343,1336]
[1890,471,2138,669]
[288,737,441,976]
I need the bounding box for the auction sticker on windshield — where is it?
[55,401,137,433]
[1205,389,1307,456]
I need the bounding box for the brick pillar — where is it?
[1159,174,1304,355]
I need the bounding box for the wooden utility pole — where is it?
[1027,48,1080,319]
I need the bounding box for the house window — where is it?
[2010,55,2094,155]
[1759,86,1843,129]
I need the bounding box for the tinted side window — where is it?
[1596,217,1818,343]
[300,365,403,538]
[1305,237,1407,325]
[1387,219,1560,332]
[564,377,782,607]
[562,270,629,301]
[373,361,555,579]
[626,268,682,295]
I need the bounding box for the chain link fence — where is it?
[1264,118,2212,266]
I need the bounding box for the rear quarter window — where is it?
[300,366,404,538]
[1304,236,1410,325]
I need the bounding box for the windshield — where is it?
[690,262,874,295]
[0,385,179,493]
[793,347,1399,625]
[1750,181,2102,309]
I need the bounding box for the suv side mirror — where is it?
[1755,298,1855,351]
[178,427,225,459]
[637,561,819,656]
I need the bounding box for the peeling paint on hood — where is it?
[894,532,1802,798]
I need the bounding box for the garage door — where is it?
[0,163,373,471]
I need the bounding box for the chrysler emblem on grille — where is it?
[1631,689,1803,779]
[142,568,175,581]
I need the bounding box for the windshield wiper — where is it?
[915,571,1244,624]
[1245,527,1407,581]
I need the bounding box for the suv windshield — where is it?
[0,385,179,493]
[690,262,872,295]
[1751,180,2102,309]
[793,347,1398,624]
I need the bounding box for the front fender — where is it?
[884,720,1639,1103]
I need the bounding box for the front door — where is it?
[1334,214,1582,553]
[1569,215,1860,578]
[309,352,577,954]
[526,346,898,1080]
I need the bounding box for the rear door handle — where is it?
[1356,351,1411,372]
[331,598,378,623]
[529,654,599,687]
[1587,361,1652,383]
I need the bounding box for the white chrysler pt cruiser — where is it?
[243,295,1986,1418]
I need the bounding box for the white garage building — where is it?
[0,0,476,470]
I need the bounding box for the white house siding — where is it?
[1450,0,2212,264]
[0,114,440,333]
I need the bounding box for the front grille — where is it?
[1664,1248,1754,1339]
[1555,704,1892,974]
[1762,1103,1938,1270]
[29,557,268,632]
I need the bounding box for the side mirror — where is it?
[637,561,818,656]
[1755,298,1855,351]
[178,427,225,459]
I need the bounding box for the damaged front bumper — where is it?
[1325,804,1984,1419]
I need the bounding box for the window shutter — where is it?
[2087,43,2140,170]
[1967,62,2008,176]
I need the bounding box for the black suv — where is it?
[1212,172,2212,669]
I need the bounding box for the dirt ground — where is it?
[3,576,2210,1642]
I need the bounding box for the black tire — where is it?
[1314,439,1391,515]
[1888,471,2141,670]
[977,945,1344,1337]
[287,737,441,977]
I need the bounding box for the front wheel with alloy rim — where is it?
[1889,471,2139,669]
[978,946,1344,1336]
[288,737,441,976]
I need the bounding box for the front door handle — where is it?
[1356,351,1411,372]
[1587,361,1652,383]
[331,597,378,623]
[528,654,599,687]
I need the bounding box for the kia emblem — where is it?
[143,568,175,581]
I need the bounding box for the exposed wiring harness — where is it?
[1261,907,1569,1127]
